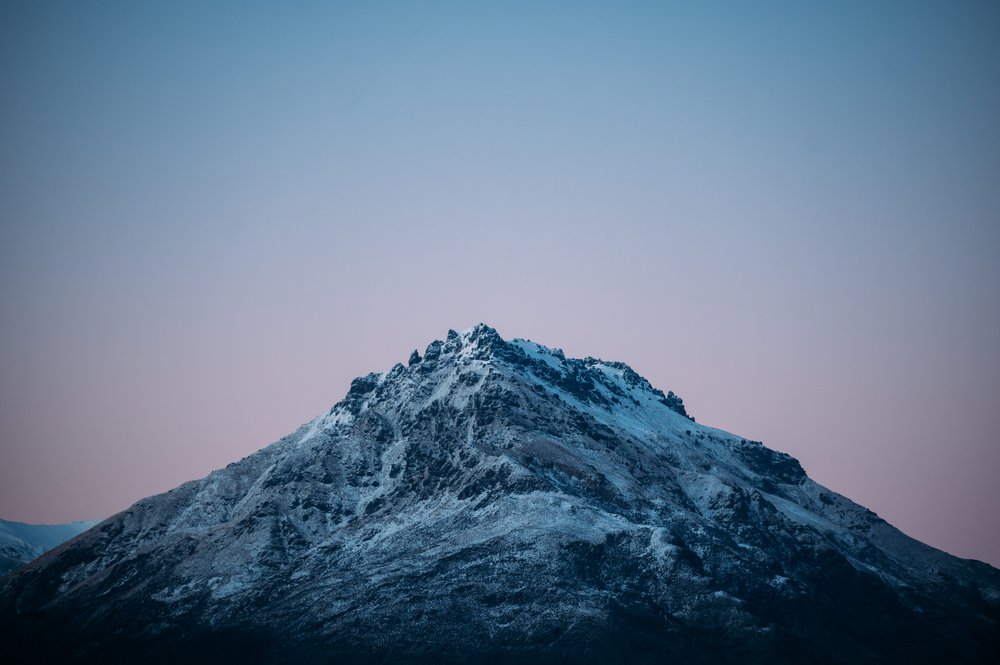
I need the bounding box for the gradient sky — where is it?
[1,2,998,566]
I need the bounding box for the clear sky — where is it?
[1,1,998,566]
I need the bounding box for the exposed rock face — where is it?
[2,324,998,664]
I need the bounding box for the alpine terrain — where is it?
[0,519,100,576]
[1,324,997,664]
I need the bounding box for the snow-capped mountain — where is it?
[1,324,997,663]
[0,519,99,576]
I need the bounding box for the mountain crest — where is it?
[364,323,693,424]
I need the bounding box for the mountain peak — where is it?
[2,325,997,664]
[348,325,694,424]
[418,323,501,359]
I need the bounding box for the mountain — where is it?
[0,519,100,576]
[1,324,997,664]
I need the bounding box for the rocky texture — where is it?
[1,324,998,663]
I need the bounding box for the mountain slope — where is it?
[0,519,100,576]
[1,324,997,664]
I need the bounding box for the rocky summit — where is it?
[2,324,998,664]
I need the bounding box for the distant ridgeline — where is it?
[0,519,100,576]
